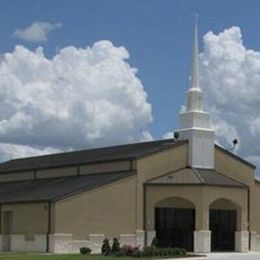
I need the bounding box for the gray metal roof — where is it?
[0,139,186,174]
[146,168,247,188]
[0,171,134,203]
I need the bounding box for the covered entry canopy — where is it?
[146,167,247,187]
[144,167,249,253]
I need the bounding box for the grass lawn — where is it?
[0,253,198,260]
[0,254,158,260]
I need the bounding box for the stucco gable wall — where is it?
[215,147,260,235]
[54,175,136,240]
[135,143,188,229]
[214,146,255,186]
[137,143,188,182]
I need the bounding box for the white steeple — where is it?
[190,16,200,90]
[176,18,215,169]
[187,16,203,112]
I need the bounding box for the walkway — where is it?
[176,252,260,259]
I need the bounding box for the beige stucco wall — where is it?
[145,185,247,231]
[215,147,255,185]
[54,175,136,240]
[79,160,132,175]
[1,202,49,235]
[136,143,188,229]
[215,147,260,234]
[251,182,260,233]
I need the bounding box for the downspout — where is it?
[46,200,51,252]
[143,183,147,246]
[247,187,251,251]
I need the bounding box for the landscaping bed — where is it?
[0,254,200,260]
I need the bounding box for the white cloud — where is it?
[0,41,152,160]
[163,131,174,139]
[13,21,62,42]
[0,143,62,162]
[200,26,260,174]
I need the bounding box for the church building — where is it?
[0,25,259,254]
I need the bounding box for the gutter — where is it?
[247,187,251,250]
[143,183,147,246]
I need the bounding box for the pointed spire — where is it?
[190,14,200,90]
[177,15,215,169]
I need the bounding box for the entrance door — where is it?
[210,209,236,251]
[3,211,13,251]
[155,208,195,251]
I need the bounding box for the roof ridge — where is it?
[213,169,248,187]
[192,167,205,184]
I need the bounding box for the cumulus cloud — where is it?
[163,131,174,139]
[13,21,62,42]
[200,26,260,174]
[0,143,62,162]
[0,41,152,161]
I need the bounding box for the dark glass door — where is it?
[210,209,236,251]
[155,208,195,251]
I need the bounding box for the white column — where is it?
[194,230,211,253]
[250,231,260,251]
[235,231,249,252]
[135,230,145,248]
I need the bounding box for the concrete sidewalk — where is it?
[171,252,260,259]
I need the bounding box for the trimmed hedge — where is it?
[114,245,187,257]
[99,237,188,258]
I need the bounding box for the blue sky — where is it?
[0,0,260,172]
[0,0,258,138]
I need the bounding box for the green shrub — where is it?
[151,237,159,247]
[114,249,126,257]
[101,238,111,256]
[111,238,120,254]
[140,246,187,257]
[121,244,140,256]
[79,246,92,255]
[142,246,155,257]
[172,247,183,256]
[131,249,143,257]
[165,247,174,256]
[111,243,188,258]
[181,247,187,255]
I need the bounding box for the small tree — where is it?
[101,238,111,256]
[111,238,120,254]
